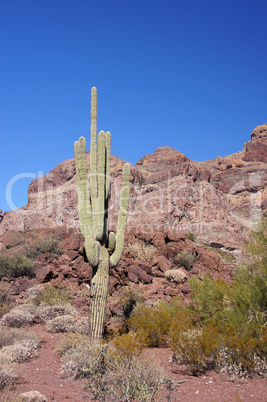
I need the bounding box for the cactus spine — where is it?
[74,87,130,341]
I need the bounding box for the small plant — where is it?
[124,241,157,262]
[26,235,62,259]
[32,284,71,306]
[0,253,34,279]
[184,231,197,242]
[0,283,13,318]
[0,304,38,327]
[0,356,17,390]
[170,318,219,376]
[54,332,89,357]
[0,338,40,363]
[45,314,75,333]
[110,332,142,361]
[174,250,196,270]
[127,298,182,347]
[119,284,144,319]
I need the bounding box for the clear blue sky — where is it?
[1,0,266,212]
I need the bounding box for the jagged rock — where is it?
[127,265,153,284]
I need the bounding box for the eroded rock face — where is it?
[0,127,266,252]
[243,124,267,162]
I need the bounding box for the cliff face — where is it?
[0,125,266,252]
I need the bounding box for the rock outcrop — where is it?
[0,125,266,254]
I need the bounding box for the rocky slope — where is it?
[1,125,266,254]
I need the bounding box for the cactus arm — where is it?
[90,86,98,233]
[103,131,111,243]
[96,130,106,241]
[110,163,130,267]
[74,136,98,268]
[108,231,116,252]
[105,131,111,201]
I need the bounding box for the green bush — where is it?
[174,250,196,270]
[32,284,71,306]
[0,283,13,318]
[184,231,197,242]
[0,253,34,279]
[187,219,267,378]
[170,316,219,376]
[127,298,182,347]
[189,274,233,322]
[26,235,62,259]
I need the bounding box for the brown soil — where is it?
[1,323,266,401]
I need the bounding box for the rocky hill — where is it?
[0,124,266,334]
[1,124,266,253]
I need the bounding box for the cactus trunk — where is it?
[74,87,130,341]
[89,246,110,341]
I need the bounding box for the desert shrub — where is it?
[124,242,157,262]
[170,318,219,376]
[26,235,62,259]
[45,314,75,333]
[0,304,38,327]
[55,332,89,357]
[184,231,197,242]
[0,302,78,327]
[164,268,187,283]
[189,274,233,322]
[37,303,78,322]
[0,253,34,279]
[127,298,182,347]
[119,284,144,319]
[0,326,40,364]
[32,284,71,306]
[0,326,39,349]
[187,220,267,379]
[62,341,165,401]
[0,283,13,318]
[0,338,40,363]
[61,342,108,380]
[0,355,17,390]
[104,356,165,402]
[174,250,196,270]
[109,332,142,361]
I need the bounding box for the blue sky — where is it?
[1,0,266,212]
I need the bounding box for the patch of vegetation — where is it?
[26,235,62,259]
[119,284,144,319]
[0,326,41,364]
[124,241,157,262]
[174,250,196,270]
[32,284,71,306]
[127,298,182,347]
[61,341,165,401]
[0,283,13,318]
[0,253,34,279]
[55,332,89,357]
[45,314,75,333]
[0,356,17,390]
[184,231,197,242]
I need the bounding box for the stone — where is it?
[18,390,47,401]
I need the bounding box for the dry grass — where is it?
[124,242,157,262]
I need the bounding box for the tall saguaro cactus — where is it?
[74,87,130,341]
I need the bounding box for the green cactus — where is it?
[74,87,130,341]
